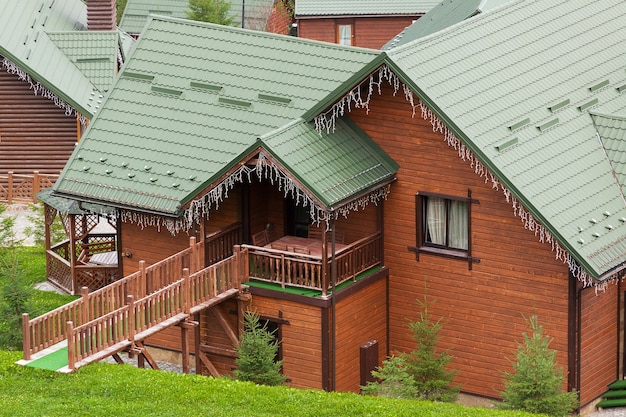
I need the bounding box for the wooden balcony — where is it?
[246,232,382,297]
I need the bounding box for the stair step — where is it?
[603,390,626,399]
[608,380,626,390]
[597,399,626,409]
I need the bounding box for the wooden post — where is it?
[7,172,13,204]
[67,321,75,371]
[181,323,189,374]
[127,295,135,343]
[81,287,89,323]
[194,313,201,373]
[32,171,40,203]
[22,313,31,360]
[69,215,77,294]
[189,236,197,273]
[321,223,329,297]
[183,268,190,315]
[138,260,146,298]
[239,248,250,289]
[233,245,240,287]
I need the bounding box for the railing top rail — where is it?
[29,296,83,323]
[205,222,241,240]
[145,246,192,271]
[71,304,131,333]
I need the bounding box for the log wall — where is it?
[347,83,573,398]
[250,294,325,390]
[335,275,387,392]
[198,300,240,376]
[579,283,619,405]
[0,65,78,177]
[297,16,420,49]
[120,220,191,276]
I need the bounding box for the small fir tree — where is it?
[0,211,32,349]
[361,355,416,399]
[499,315,578,417]
[362,296,459,402]
[186,0,235,26]
[234,311,286,386]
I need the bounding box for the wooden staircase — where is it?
[20,238,248,372]
[596,380,626,409]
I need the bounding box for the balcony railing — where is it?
[245,232,382,296]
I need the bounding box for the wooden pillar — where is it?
[127,295,135,343]
[181,323,190,374]
[7,171,13,204]
[22,313,30,360]
[189,236,197,273]
[69,214,77,294]
[321,220,328,297]
[32,171,40,203]
[194,313,201,373]
[67,321,75,371]
[81,287,89,323]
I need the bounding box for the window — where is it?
[337,23,353,45]
[423,196,468,250]
[410,190,479,269]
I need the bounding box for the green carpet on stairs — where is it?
[25,346,68,371]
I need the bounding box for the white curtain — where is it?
[339,25,352,45]
[426,197,446,245]
[449,200,468,249]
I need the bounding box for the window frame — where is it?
[335,20,354,46]
[409,190,480,269]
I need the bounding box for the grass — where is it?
[0,351,544,417]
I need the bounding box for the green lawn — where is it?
[0,351,543,417]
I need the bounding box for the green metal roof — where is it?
[48,31,119,93]
[53,16,386,216]
[120,0,189,34]
[592,113,626,197]
[0,0,127,119]
[120,0,276,34]
[295,0,439,17]
[261,118,398,208]
[384,0,626,279]
[37,189,115,216]
[383,0,514,50]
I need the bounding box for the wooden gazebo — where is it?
[38,189,120,294]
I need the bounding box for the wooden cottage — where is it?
[0,0,130,197]
[294,0,438,49]
[27,0,626,411]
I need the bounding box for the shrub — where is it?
[362,296,459,402]
[0,214,32,349]
[498,315,578,417]
[234,311,286,386]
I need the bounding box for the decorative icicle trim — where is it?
[119,151,391,235]
[315,65,416,134]
[315,62,607,287]
[1,57,88,126]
